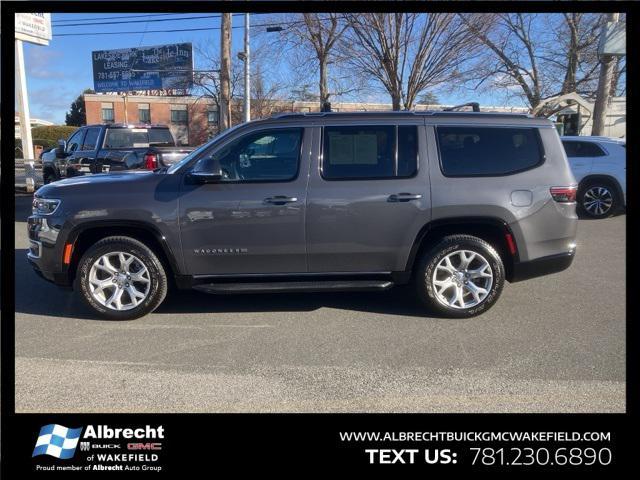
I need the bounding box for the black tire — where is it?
[75,236,168,320]
[43,169,56,185]
[415,235,505,318]
[577,180,620,219]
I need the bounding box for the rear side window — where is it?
[322,125,417,180]
[562,140,607,158]
[436,126,543,177]
[148,128,174,146]
[102,128,174,149]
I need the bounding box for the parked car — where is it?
[41,124,194,184]
[561,135,626,218]
[28,111,578,320]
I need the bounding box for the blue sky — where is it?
[21,13,524,124]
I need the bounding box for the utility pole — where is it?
[592,12,620,136]
[243,13,251,123]
[219,13,232,131]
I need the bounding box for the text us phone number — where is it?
[470,447,612,466]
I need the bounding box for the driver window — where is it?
[194,128,303,182]
[66,129,85,153]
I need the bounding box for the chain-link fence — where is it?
[14,159,43,192]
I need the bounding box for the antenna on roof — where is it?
[443,102,480,112]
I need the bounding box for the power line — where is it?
[52,12,268,27]
[54,26,231,37]
[55,14,224,28]
[52,13,179,24]
[52,16,346,37]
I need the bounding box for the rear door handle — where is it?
[264,195,298,205]
[388,193,422,202]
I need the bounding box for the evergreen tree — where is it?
[65,89,94,126]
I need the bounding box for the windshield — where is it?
[166,124,245,174]
[103,128,174,148]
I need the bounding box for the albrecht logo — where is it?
[33,425,83,459]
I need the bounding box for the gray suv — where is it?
[28,111,578,320]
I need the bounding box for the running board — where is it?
[193,280,394,295]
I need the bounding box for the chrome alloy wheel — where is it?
[583,186,613,216]
[88,252,151,311]
[432,250,493,309]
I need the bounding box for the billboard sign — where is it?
[15,13,52,46]
[92,43,193,93]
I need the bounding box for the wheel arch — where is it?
[403,217,518,282]
[65,221,183,288]
[578,174,624,203]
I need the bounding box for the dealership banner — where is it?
[15,13,52,46]
[91,43,193,93]
[0,413,630,475]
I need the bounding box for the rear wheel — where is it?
[578,180,620,218]
[415,235,505,318]
[76,236,167,320]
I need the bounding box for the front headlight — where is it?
[32,197,61,215]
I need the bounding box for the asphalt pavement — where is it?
[14,194,625,412]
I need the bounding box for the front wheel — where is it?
[76,236,168,320]
[415,235,505,318]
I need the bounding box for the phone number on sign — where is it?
[470,447,612,466]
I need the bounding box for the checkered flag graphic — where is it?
[32,424,83,459]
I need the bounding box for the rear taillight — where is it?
[144,153,158,170]
[550,186,577,203]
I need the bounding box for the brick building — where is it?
[84,93,529,147]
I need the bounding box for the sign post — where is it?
[15,39,34,162]
[14,13,52,192]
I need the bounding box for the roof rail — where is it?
[269,110,532,120]
[442,102,480,112]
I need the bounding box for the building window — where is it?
[171,106,188,124]
[138,104,150,123]
[101,103,114,123]
[207,110,219,124]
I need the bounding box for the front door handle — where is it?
[388,193,422,202]
[264,195,298,205]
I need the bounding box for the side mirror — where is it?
[187,155,224,184]
[187,170,223,184]
[56,139,67,157]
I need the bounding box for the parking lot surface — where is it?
[14,195,625,412]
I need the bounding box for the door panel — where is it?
[179,127,310,275]
[306,124,431,273]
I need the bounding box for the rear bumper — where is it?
[509,249,576,282]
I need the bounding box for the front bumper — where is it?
[27,214,73,287]
[510,248,576,282]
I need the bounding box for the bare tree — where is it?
[459,13,606,113]
[264,13,358,108]
[251,62,286,119]
[610,55,626,97]
[191,43,243,126]
[342,13,483,110]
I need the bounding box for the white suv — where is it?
[561,136,626,218]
